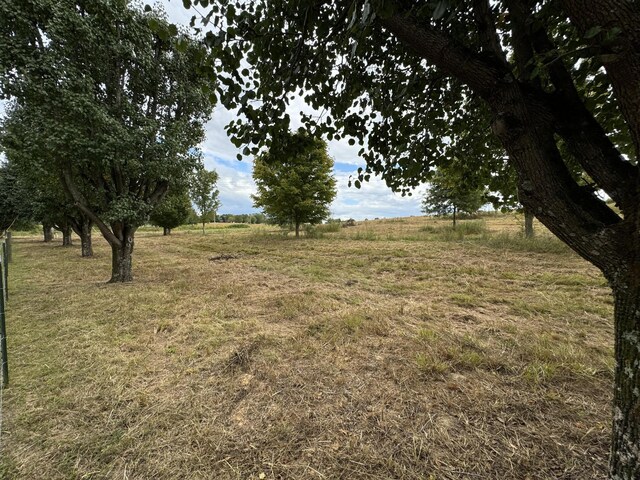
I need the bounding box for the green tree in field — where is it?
[1,102,97,254]
[421,170,486,228]
[150,190,193,236]
[0,1,213,281]
[190,166,221,234]
[191,1,640,474]
[252,131,337,238]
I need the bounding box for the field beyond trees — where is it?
[0,215,614,479]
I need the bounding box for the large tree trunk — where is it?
[524,207,534,238]
[61,224,72,246]
[109,230,134,283]
[610,280,640,479]
[43,222,53,242]
[163,227,171,235]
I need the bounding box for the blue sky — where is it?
[159,0,427,220]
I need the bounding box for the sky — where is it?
[158,0,427,220]
[0,1,428,221]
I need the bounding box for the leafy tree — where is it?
[252,131,337,237]
[1,102,96,254]
[0,160,34,235]
[190,166,220,234]
[422,170,486,227]
[150,190,193,235]
[0,1,213,281]
[193,1,640,474]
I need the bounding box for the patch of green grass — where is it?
[478,232,569,254]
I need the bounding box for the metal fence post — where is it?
[2,241,7,302]
[6,231,12,263]
[0,246,8,387]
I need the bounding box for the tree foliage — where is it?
[252,131,337,237]
[150,190,193,234]
[422,169,486,225]
[190,165,221,233]
[0,0,213,280]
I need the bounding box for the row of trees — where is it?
[0,0,214,281]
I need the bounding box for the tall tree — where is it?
[422,169,486,228]
[193,1,640,475]
[252,131,337,237]
[0,1,213,281]
[190,166,220,235]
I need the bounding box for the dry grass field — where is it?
[0,215,614,479]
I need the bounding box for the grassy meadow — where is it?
[0,214,614,479]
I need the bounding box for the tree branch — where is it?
[61,169,120,247]
[528,22,638,210]
[380,14,506,97]
[472,0,508,67]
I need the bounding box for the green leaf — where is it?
[584,26,602,39]
[432,1,449,20]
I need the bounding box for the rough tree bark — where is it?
[524,207,534,238]
[108,224,135,283]
[80,219,93,257]
[42,222,53,242]
[70,216,93,257]
[610,274,640,479]
[61,224,72,246]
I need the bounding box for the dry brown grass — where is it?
[0,216,613,479]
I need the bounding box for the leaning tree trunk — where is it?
[43,222,53,242]
[524,207,534,238]
[61,225,72,246]
[609,280,640,479]
[109,229,135,283]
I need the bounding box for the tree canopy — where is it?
[150,189,193,235]
[190,165,221,234]
[252,131,337,237]
[0,0,214,280]
[422,169,486,226]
